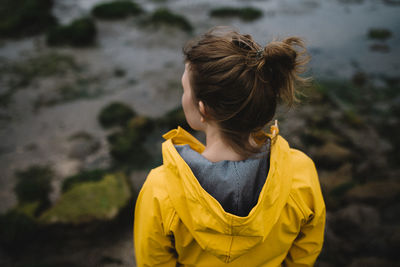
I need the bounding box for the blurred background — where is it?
[0,0,399,266]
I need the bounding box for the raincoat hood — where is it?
[161,126,293,263]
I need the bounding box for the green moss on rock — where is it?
[16,263,83,267]
[91,1,143,20]
[0,209,39,247]
[0,0,58,38]
[127,116,155,134]
[13,201,41,219]
[157,106,190,131]
[114,67,126,77]
[98,102,136,129]
[39,173,131,224]
[100,256,124,265]
[368,28,392,41]
[148,8,193,33]
[14,165,54,208]
[330,181,356,197]
[105,115,154,169]
[1,52,78,89]
[46,17,97,47]
[62,169,109,193]
[210,7,263,21]
[107,127,151,165]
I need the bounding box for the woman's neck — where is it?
[201,125,245,162]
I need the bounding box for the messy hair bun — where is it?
[255,37,312,105]
[183,26,312,158]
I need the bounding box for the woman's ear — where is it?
[198,101,206,122]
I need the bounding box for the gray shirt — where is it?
[175,142,270,217]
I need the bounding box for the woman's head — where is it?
[181,62,205,131]
[182,26,312,158]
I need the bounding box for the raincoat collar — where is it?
[161,126,293,263]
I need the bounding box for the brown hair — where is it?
[182,26,312,158]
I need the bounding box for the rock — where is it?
[55,159,82,178]
[0,209,39,247]
[319,163,354,209]
[301,105,329,125]
[158,106,190,131]
[333,204,380,235]
[209,7,263,22]
[367,28,393,41]
[351,71,368,87]
[91,1,143,20]
[24,142,38,151]
[61,169,109,194]
[301,126,344,147]
[340,125,391,155]
[332,123,391,180]
[46,17,97,47]
[129,170,148,193]
[349,257,397,267]
[82,150,112,171]
[342,109,364,127]
[319,163,353,193]
[369,43,390,53]
[311,142,353,168]
[98,102,136,129]
[329,204,383,260]
[338,0,364,4]
[13,201,40,218]
[387,225,400,253]
[148,8,194,33]
[322,211,343,252]
[315,261,335,267]
[345,181,400,205]
[67,131,101,160]
[39,172,131,224]
[14,164,54,207]
[0,0,56,38]
[382,202,400,223]
[127,115,154,133]
[34,88,63,110]
[384,0,400,6]
[380,224,400,259]
[323,211,361,258]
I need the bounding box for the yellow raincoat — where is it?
[134,127,326,266]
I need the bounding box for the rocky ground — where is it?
[2,77,399,267]
[278,79,400,266]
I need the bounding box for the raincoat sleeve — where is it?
[284,155,326,267]
[134,169,177,267]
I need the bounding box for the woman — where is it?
[134,26,326,266]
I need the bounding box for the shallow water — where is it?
[52,0,400,78]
